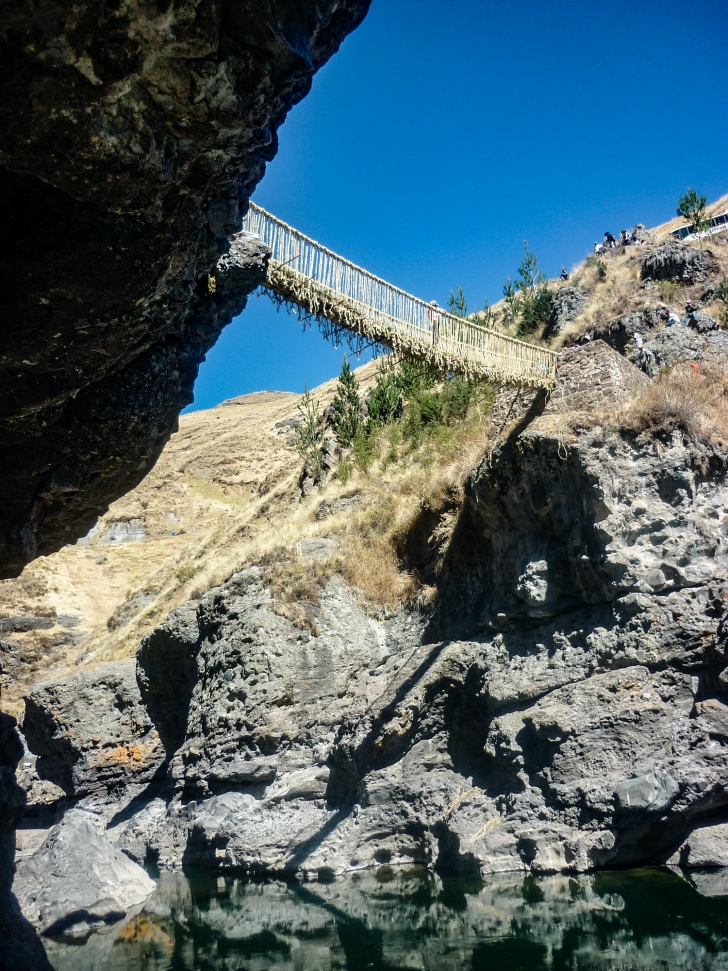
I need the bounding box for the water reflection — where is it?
[44,866,728,970]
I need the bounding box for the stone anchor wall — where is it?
[492,340,649,428]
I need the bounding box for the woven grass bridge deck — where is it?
[241,203,558,389]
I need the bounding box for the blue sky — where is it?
[187,0,728,411]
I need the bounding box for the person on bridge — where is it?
[429,300,445,344]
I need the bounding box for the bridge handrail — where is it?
[242,202,558,385]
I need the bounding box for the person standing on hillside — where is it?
[684,299,698,326]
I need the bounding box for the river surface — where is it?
[43,866,728,971]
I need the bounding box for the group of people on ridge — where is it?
[594,229,646,254]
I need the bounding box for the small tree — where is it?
[294,387,325,482]
[478,299,496,328]
[517,240,547,295]
[331,356,363,447]
[367,359,402,427]
[447,286,468,318]
[501,241,552,335]
[501,276,521,328]
[677,188,709,235]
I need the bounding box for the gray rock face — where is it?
[545,286,588,336]
[23,660,164,798]
[0,231,268,581]
[640,241,717,284]
[14,808,155,936]
[316,492,363,520]
[0,714,26,894]
[136,603,201,757]
[106,423,728,879]
[0,713,55,970]
[631,316,728,375]
[601,304,668,354]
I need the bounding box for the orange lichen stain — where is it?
[92,739,161,768]
[118,916,173,953]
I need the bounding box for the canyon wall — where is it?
[19,419,728,886]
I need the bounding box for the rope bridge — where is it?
[241,203,558,389]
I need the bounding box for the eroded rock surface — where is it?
[0,713,53,970]
[0,0,371,577]
[23,659,164,798]
[545,285,588,337]
[80,423,728,880]
[640,241,718,284]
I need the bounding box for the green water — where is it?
[44,866,728,971]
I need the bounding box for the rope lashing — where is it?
[241,202,558,389]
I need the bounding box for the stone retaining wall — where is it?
[492,340,649,428]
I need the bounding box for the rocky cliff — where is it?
[0,0,371,578]
[121,423,728,876]
[17,409,728,900]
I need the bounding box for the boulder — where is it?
[634,316,728,374]
[671,821,728,868]
[640,241,717,284]
[23,660,164,797]
[601,305,668,354]
[316,493,363,520]
[14,809,155,936]
[0,713,54,969]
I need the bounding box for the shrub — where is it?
[352,430,378,474]
[335,456,353,484]
[331,356,363,447]
[447,286,468,317]
[396,358,439,398]
[175,564,196,583]
[586,256,608,279]
[294,387,326,482]
[716,278,728,328]
[366,359,402,427]
[501,241,553,334]
[519,286,553,334]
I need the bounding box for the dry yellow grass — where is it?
[556,194,728,347]
[466,193,728,343]
[620,365,728,448]
[0,368,376,708]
